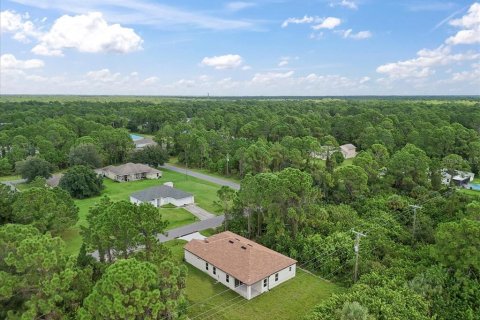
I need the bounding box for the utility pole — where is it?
[226,153,230,176]
[409,204,422,239]
[185,145,189,181]
[352,229,367,283]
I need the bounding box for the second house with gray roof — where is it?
[130,182,194,207]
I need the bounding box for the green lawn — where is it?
[61,168,223,254]
[165,240,342,320]
[0,174,21,182]
[457,177,480,197]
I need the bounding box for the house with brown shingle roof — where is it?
[96,163,162,182]
[184,231,297,300]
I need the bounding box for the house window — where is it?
[213,267,216,275]
[205,262,209,271]
[289,266,292,272]
[226,274,230,283]
[263,279,267,287]
[235,279,243,288]
[275,273,279,281]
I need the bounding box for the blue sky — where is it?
[1,0,479,95]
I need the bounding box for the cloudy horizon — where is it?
[1,1,479,96]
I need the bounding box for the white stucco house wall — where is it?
[340,144,357,159]
[130,182,194,207]
[311,144,357,160]
[184,231,297,300]
[96,163,162,182]
[441,169,475,186]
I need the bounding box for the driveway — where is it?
[184,204,215,220]
[157,215,225,242]
[160,164,240,190]
[178,232,206,242]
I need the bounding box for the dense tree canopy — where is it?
[78,258,187,320]
[59,165,104,199]
[0,97,479,319]
[0,224,91,319]
[15,156,53,182]
[11,187,79,235]
[68,143,103,168]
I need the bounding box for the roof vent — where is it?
[241,246,247,250]
[235,238,240,241]
[247,244,253,247]
[229,240,234,244]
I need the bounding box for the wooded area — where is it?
[0,97,479,319]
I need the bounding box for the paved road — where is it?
[160,164,240,190]
[91,216,225,260]
[1,178,26,192]
[157,215,225,242]
[184,204,215,220]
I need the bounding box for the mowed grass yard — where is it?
[166,240,343,320]
[459,177,480,196]
[62,168,223,254]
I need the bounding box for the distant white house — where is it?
[339,144,357,159]
[46,174,64,187]
[441,169,475,186]
[96,163,162,182]
[130,182,194,207]
[134,137,157,149]
[184,231,297,300]
[311,143,357,160]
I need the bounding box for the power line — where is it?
[352,229,367,283]
[188,189,455,319]
[408,204,422,240]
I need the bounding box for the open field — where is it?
[0,174,21,182]
[165,239,342,320]
[59,168,222,254]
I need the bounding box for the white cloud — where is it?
[277,56,298,67]
[330,0,358,10]
[242,65,252,70]
[451,63,480,82]
[312,17,342,30]
[226,2,256,12]
[0,10,40,42]
[376,46,479,79]
[86,69,122,82]
[201,54,244,69]
[359,76,371,84]
[282,16,322,28]
[376,3,480,82]
[31,12,143,56]
[251,71,294,84]
[142,76,159,85]
[0,54,44,69]
[446,3,480,45]
[175,79,196,87]
[338,29,372,39]
[8,0,256,31]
